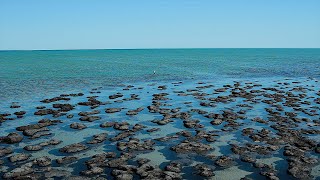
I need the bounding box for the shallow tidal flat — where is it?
[0,78,319,180]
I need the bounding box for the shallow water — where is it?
[1,76,319,179]
[1,48,320,102]
[0,49,320,179]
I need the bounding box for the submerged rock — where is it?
[100,121,116,128]
[56,156,78,164]
[80,166,104,176]
[59,143,88,153]
[194,164,215,177]
[70,122,87,130]
[87,133,108,144]
[0,132,23,144]
[0,147,13,157]
[105,108,122,113]
[171,141,212,154]
[3,162,34,179]
[23,144,43,151]
[114,122,130,130]
[33,156,51,166]
[23,127,49,136]
[79,115,101,122]
[165,162,182,173]
[147,128,160,133]
[215,156,234,167]
[9,153,31,162]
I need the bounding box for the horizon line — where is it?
[1,47,320,51]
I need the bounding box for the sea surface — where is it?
[0,49,320,179]
[1,48,320,103]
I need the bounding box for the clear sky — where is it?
[0,0,319,50]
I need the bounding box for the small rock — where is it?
[70,123,87,130]
[9,153,30,162]
[59,143,88,153]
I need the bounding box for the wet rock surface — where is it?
[70,122,87,130]
[87,133,108,144]
[0,132,23,144]
[171,141,212,154]
[9,153,31,162]
[59,143,89,153]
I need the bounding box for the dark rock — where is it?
[0,147,13,157]
[210,119,223,125]
[30,131,52,139]
[112,169,133,180]
[79,116,101,122]
[117,138,155,151]
[70,123,87,130]
[40,96,71,103]
[67,114,74,118]
[36,106,46,109]
[78,110,100,116]
[114,122,130,130]
[80,167,104,176]
[0,132,23,144]
[165,162,182,173]
[171,141,212,154]
[183,120,204,128]
[14,111,26,116]
[132,124,146,132]
[252,117,268,124]
[33,156,51,166]
[23,145,43,151]
[23,127,49,136]
[240,155,256,163]
[194,164,215,177]
[53,103,74,111]
[136,163,164,179]
[100,121,116,128]
[215,156,234,167]
[59,143,88,153]
[158,85,167,90]
[109,93,123,99]
[34,109,59,116]
[105,108,122,113]
[147,128,160,133]
[176,130,192,137]
[10,103,21,108]
[155,135,179,142]
[9,153,31,162]
[16,119,61,131]
[126,111,138,116]
[3,162,34,179]
[110,131,135,141]
[106,157,128,168]
[163,171,182,179]
[39,139,62,146]
[87,133,107,144]
[56,156,78,164]
[152,118,173,125]
[283,146,304,157]
[137,158,150,166]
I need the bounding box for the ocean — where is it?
[1,48,319,102]
[0,49,319,179]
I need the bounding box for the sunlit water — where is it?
[0,49,320,179]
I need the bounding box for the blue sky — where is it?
[0,0,319,50]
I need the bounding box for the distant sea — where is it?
[0,48,320,102]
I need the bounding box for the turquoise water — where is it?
[1,48,320,101]
[0,49,320,179]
